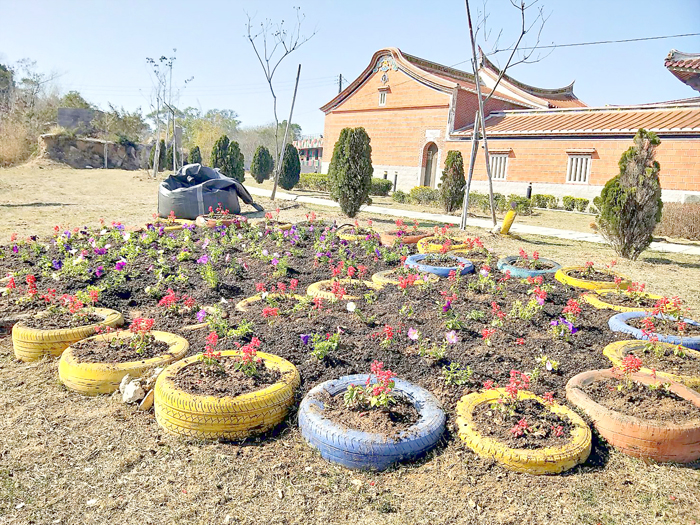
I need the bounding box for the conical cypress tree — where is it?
[439,151,465,213]
[211,135,229,171]
[189,145,202,165]
[279,143,301,190]
[251,145,274,183]
[328,127,373,217]
[226,140,245,182]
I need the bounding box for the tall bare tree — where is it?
[460,0,549,229]
[246,7,316,199]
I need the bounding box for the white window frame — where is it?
[378,91,386,106]
[490,153,508,181]
[566,154,591,184]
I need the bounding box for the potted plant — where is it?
[566,358,700,462]
[298,361,446,470]
[59,317,189,395]
[154,334,300,439]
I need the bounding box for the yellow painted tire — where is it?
[252,219,293,232]
[337,225,377,242]
[235,293,306,312]
[154,350,300,440]
[416,236,471,254]
[371,270,439,286]
[582,290,662,313]
[603,340,700,392]
[456,388,591,475]
[58,330,189,395]
[306,279,382,301]
[12,308,124,362]
[146,218,195,232]
[554,266,630,291]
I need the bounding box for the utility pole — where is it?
[271,64,302,201]
[460,111,480,229]
[338,74,343,94]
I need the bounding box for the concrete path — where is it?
[247,187,700,256]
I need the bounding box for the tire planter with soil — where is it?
[554,266,630,291]
[602,340,700,391]
[306,279,382,301]
[298,374,446,471]
[235,293,307,313]
[566,369,700,462]
[337,225,378,243]
[12,308,125,362]
[379,230,430,247]
[608,311,700,350]
[455,389,591,475]
[144,219,195,232]
[58,330,189,395]
[371,269,439,287]
[154,350,300,440]
[195,215,247,229]
[496,255,561,279]
[582,290,663,313]
[404,254,474,278]
[416,236,471,254]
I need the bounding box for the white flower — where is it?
[546,361,553,371]
[261,292,269,300]
[122,232,131,241]
[346,302,356,312]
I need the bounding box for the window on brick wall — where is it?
[490,154,508,180]
[379,91,386,106]
[566,154,591,184]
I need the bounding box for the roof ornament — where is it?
[373,56,398,73]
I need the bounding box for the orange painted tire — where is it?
[12,308,124,362]
[554,266,630,291]
[379,231,430,246]
[306,279,382,301]
[602,340,700,392]
[566,369,700,463]
[59,330,189,395]
[456,388,591,475]
[582,290,662,313]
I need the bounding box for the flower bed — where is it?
[555,262,630,291]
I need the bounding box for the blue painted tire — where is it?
[496,256,561,278]
[608,312,700,350]
[404,254,474,278]
[298,375,446,471]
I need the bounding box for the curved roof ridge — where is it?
[479,51,577,97]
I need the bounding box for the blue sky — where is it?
[1,0,698,135]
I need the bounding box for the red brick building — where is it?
[320,47,700,203]
[292,136,323,173]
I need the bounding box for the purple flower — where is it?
[94,248,106,255]
[196,255,209,264]
[196,309,207,322]
[271,258,279,266]
[12,245,18,253]
[115,261,126,271]
[115,224,125,231]
[158,227,165,236]
[300,334,311,346]
[408,328,419,341]
[443,301,452,313]
[64,231,71,239]
[52,259,63,270]
[374,248,381,258]
[262,249,269,256]
[550,319,559,327]
[563,319,578,334]
[536,296,545,306]
[480,268,489,278]
[95,266,104,278]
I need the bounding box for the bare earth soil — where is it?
[0,162,699,525]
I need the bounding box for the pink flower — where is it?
[407,327,419,341]
[445,331,458,344]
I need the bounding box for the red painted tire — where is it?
[566,369,700,463]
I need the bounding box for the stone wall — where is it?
[39,133,146,170]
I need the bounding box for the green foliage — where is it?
[189,145,202,165]
[328,127,373,217]
[409,186,440,205]
[391,190,409,203]
[592,196,602,214]
[297,172,330,191]
[211,135,230,171]
[225,140,245,182]
[60,90,93,109]
[165,145,174,171]
[92,103,149,145]
[562,196,576,211]
[468,192,532,215]
[250,145,274,183]
[438,151,465,213]
[531,194,558,209]
[279,143,301,190]
[370,178,392,196]
[597,128,663,260]
[149,140,166,170]
[574,198,590,212]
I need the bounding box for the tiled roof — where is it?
[453,102,700,137]
[665,50,700,92]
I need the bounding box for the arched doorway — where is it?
[422,143,438,188]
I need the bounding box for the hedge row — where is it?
[392,186,533,215]
[531,194,591,213]
[296,173,392,196]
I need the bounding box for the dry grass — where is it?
[1,162,700,524]
[656,202,700,241]
[0,119,34,167]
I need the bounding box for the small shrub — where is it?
[655,202,700,241]
[438,151,465,213]
[562,196,576,211]
[409,186,440,205]
[189,145,202,165]
[279,143,301,190]
[574,198,590,213]
[597,128,663,260]
[328,127,373,217]
[507,195,533,215]
[165,145,174,171]
[392,190,409,203]
[211,135,229,171]
[531,194,558,209]
[298,172,330,191]
[370,178,393,196]
[225,140,245,182]
[250,145,274,184]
